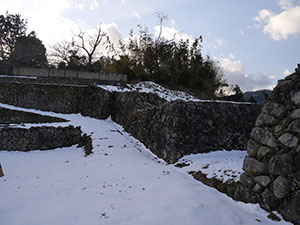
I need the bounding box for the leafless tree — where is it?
[155,11,169,41]
[49,39,78,66]
[74,23,109,69]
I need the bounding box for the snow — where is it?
[0,103,290,225]
[177,150,247,182]
[98,81,252,104]
[0,75,37,79]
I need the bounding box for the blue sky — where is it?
[1,0,300,91]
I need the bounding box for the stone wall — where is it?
[0,81,261,163]
[0,107,67,124]
[0,82,113,118]
[0,125,82,151]
[234,72,300,225]
[112,94,261,163]
[13,67,127,82]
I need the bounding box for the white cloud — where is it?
[219,57,243,73]
[206,38,227,49]
[90,0,99,10]
[170,19,177,27]
[0,0,80,48]
[284,69,291,76]
[254,2,300,40]
[218,56,278,91]
[132,11,141,19]
[214,38,226,46]
[74,3,84,10]
[254,9,274,25]
[278,0,293,10]
[229,53,235,59]
[154,25,194,43]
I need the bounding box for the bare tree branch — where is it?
[155,11,169,41]
[74,23,108,68]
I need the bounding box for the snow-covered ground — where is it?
[98,81,252,104]
[0,103,290,225]
[177,150,247,182]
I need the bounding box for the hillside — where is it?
[243,90,272,103]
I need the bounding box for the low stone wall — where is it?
[0,82,113,117]
[13,67,127,82]
[0,125,82,151]
[0,81,261,162]
[234,72,300,225]
[0,107,67,124]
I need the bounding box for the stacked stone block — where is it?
[235,70,300,224]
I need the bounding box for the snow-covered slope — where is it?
[0,104,289,225]
[98,81,252,104]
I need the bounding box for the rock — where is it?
[255,113,277,127]
[278,133,299,148]
[272,176,290,199]
[268,154,293,176]
[257,146,273,159]
[243,156,266,176]
[290,109,300,119]
[279,190,300,225]
[287,119,300,133]
[273,125,283,137]
[233,184,258,203]
[260,189,281,211]
[291,90,300,105]
[253,183,264,193]
[247,139,260,157]
[240,172,255,188]
[262,102,285,118]
[251,127,277,148]
[254,176,271,187]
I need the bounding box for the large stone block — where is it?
[254,175,271,187]
[278,133,299,148]
[251,127,277,148]
[243,156,266,176]
[268,154,293,176]
[272,176,290,199]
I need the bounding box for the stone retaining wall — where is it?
[234,72,300,225]
[13,67,127,82]
[0,125,82,151]
[0,81,261,163]
[112,93,261,163]
[0,107,67,124]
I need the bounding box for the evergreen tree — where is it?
[9,31,48,68]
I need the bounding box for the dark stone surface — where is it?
[0,125,82,151]
[238,70,300,224]
[0,107,67,124]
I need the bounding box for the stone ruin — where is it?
[234,67,300,224]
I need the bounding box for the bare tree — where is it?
[155,11,169,41]
[49,40,78,66]
[74,23,109,69]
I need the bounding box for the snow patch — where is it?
[98,81,252,104]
